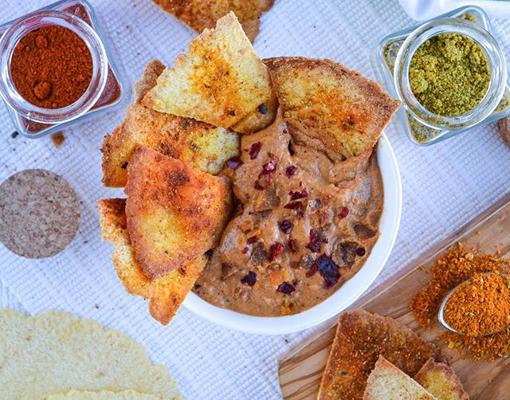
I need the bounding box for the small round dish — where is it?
[183,133,402,335]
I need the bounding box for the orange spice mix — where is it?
[410,243,510,360]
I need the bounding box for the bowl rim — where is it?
[183,133,402,335]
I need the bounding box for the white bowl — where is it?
[183,134,402,335]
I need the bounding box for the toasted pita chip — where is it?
[265,57,400,157]
[415,359,469,400]
[142,13,273,128]
[363,356,436,400]
[125,147,231,279]
[152,0,274,42]
[102,60,239,188]
[318,310,441,400]
[98,198,206,325]
[231,77,278,134]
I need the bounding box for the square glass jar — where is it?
[372,6,510,145]
[0,0,126,138]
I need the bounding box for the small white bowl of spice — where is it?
[374,6,510,145]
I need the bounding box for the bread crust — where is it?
[265,57,400,158]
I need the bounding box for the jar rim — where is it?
[393,17,507,131]
[0,9,108,124]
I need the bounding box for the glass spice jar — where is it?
[0,0,125,138]
[372,6,510,145]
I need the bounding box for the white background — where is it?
[0,0,509,399]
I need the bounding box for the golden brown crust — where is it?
[265,57,400,158]
[125,147,231,279]
[101,60,239,188]
[152,0,274,42]
[318,310,441,400]
[142,13,273,128]
[98,198,206,325]
[415,359,469,400]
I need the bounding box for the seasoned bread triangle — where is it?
[318,310,441,400]
[364,356,437,400]
[125,147,231,279]
[101,60,239,188]
[98,198,206,325]
[265,57,400,158]
[152,0,274,42]
[142,12,273,128]
[415,359,470,400]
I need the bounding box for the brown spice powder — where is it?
[444,272,510,336]
[410,243,510,360]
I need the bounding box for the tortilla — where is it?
[0,169,80,258]
[124,147,231,279]
[48,390,159,400]
[142,12,273,128]
[98,198,206,325]
[318,310,441,400]
[0,309,182,399]
[102,60,239,188]
[152,0,274,42]
[265,57,400,157]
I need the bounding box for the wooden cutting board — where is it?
[279,194,510,400]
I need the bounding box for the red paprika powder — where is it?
[10,25,92,109]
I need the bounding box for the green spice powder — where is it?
[409,33,490,116]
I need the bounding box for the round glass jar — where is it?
[0,10,108,124]
[393,18,507,132]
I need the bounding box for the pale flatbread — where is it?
[142,12,272,128]
[0,310,182,399]
[47,390,159,400]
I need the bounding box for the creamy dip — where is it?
[193,118,383,316]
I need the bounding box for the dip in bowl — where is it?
[184,132,401,335]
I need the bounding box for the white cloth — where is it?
[0,1,509,399]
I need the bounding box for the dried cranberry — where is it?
[285,165,297,177]
[288,239,298,253]
[226,156,243,170]
[247,236,258,244]
[305,261,318,277]
[261,155,278,174]
[241,271,257,286]
[356,246,366,257]
[289,188,308,200]
[258,103,268,114]
[269,242,284,261]
[338,207,349,219]
[278,219,293,234]
[249,142,262,159]
[284,201,304,218]
[307,229,322,253]
[277,281,296,294]
[315,254,340,288]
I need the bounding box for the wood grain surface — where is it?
[279,194,510,400]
